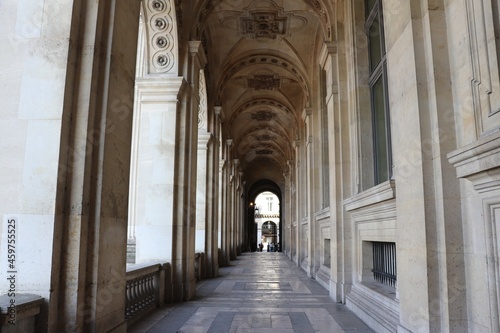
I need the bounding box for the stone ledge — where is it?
[346,284,399,333]
[0,294,44,331]
[447,130,500,192]
[315,265,331,291]
[0,294,43,319]
[314,207,331,222]
[448,130,500,178]
[344,180,396,212]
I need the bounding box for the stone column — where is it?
[294,141,301,266]
[172,40,207,301]
[283,167,292,258]
[204,106,223,277]
[302,109,314,277]
[229,159,239,260]
[32,0,139,332]
[196,133,210,253]
[237,173,245,255]
[221,139,233,265]
[196,64,210,255]
[219,160,229,266]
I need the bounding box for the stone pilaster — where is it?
[319,41,343,302]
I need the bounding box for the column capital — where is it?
[214,106,225,120]
[189,40,207,68]
[226,139,233,147]
[302,108,312,122]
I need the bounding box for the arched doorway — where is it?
[261,221,278,251]
[250,189,281,252]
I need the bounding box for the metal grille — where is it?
[372,242,397,287]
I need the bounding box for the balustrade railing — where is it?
[125,263,166,325]
[125,253,206,326]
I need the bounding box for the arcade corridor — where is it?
[129,252,373,333]
[3,0,500,331]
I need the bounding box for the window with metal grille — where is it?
[372,242,397,287]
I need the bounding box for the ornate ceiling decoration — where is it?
[226,98,298,136]
[247,75,281,90]
[217,54,310,104]
[240,11,288,39]
[194,0,332,41]
[251,111,276,121]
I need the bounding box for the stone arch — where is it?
[228,97,299,132]
[217,53,312,107]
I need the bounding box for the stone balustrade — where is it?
[125,262,171,326]
[125,252,207,327]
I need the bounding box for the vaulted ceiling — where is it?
[195,0,333,187]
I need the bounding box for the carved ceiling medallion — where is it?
[241,11,287,39]
[251,111,276,121]
[247,75,281,90]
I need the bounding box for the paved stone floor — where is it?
[128,252,374,333]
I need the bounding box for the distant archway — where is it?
[261,221,278,250]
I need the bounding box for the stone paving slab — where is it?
[128,252,374,333]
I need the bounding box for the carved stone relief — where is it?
[143,0,178,74]
[199,69,207,129]
[241,11,287,39]
[195,0,331,40]
[251,111,276,121]
[247,75,281,90]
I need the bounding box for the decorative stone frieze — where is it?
[198,69,207,129]
[143,0,179,74]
